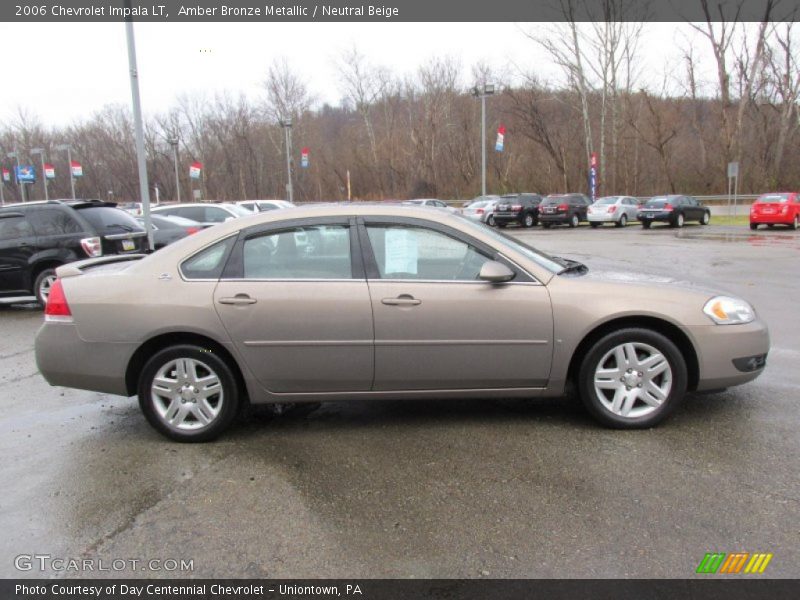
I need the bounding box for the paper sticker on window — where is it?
[385,228,418,275]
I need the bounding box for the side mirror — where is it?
[479,260,515,283]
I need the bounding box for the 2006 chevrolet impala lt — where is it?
[35,204,769,441]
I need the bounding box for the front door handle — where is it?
[218,294,257,306]
[381,295,421,307]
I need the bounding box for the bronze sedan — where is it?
[35,204,769,441]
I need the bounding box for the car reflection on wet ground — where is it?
[1,223,798,579]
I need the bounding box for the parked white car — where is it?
[588,196,641,228]
[151,203,251,227]
[236,200,296,213]
[462,199,498,226]
[402,199,460,215]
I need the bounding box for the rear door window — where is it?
[243,225,352,279]
[0,216,34,241]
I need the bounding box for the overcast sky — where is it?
[0,22,718,128]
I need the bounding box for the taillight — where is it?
[558,203,568,211]
[476,208,484,215]
[664,203,674,211]
[44,279,73,321]
[608,205,617,213]
[186,227,201,235]
[80,237,103,258]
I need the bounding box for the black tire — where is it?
[642,221,651,229]
[700,211,710,225]
[522,213,535,228]
[792,215,799,231]
[750,223,758,230]
[34,268,58,307]
[767,224,775,229]
[486,215,496,227]
[497,222,507,229]
[542,222,552,229]
[138,345,241,442]
[616,214,628,228]
[577,328,688,429]
[590,222,601,228]
[672,213,685,228]
[569,213,579,228]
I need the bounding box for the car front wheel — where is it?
[34,268,58,307]
[578,328,687,428]
[138,345,241,442]
[569,214,579,228]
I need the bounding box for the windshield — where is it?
[757,193,790,203]
[596,197,618,205]
[76,206,144,232]
[223,204,254,217]
[457,217,564,273]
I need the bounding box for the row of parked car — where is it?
[0,198,296,306]
[462,191,800,231]
[461,193,712,229]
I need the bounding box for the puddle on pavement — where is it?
[676,229,800,249]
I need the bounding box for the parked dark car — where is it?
[0,200,147,306]
[538,194,592,228]
[137,214,202,250]
[637,195,711,229]
[493,193,543,228]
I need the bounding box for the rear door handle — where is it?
[381,295,421,306]
[218,294,257,306]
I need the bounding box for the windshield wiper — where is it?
[105,223,135,232]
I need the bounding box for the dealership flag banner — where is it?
[189,161,203,180]
[70,161,83,177]
[44,163,56,179]
[301,147,309,168]
[16,165,35,183]
[495,124,506,152]
[589,152,598,201]
[1,167,9,183]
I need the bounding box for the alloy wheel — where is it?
[593,342,673,419]
[38,274,57,304]
[150,358,224,432]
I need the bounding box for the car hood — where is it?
[582,268,724,295]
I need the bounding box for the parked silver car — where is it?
[402,199,461,215]
[36,204,769,441]
[588,196,641,227]
[236,200,295,213]
[462,199,498,226]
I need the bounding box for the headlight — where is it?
[703,296,755,325]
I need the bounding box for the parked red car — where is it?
[750,192,800,230]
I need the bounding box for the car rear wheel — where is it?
[577,328,687,429]
[523,214,534,228]
[569,214,580,228]
[616,214,628,228]
[642,221,651,229]
[486,215,496,227]
[701,212,710,225]
[590,222,600,228]
[138,345,241,442]
[672,213,685,228]
[791,215,799,230]
[34,268,58,307]
[750,223,758,230]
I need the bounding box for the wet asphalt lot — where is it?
[1,222,798,579]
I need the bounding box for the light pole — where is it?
[472,83,495,198]
[55,143,76,200]
[6,150,25,202]
[30,148,48,201]
[167,136,181,203]
[280,118,294,203]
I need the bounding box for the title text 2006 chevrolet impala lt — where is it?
[35,205,769,442]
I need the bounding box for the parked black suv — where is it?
[538,194,592,228]
[493,193,543,228]
[0,200,147,306]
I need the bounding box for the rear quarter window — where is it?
[181,236,237,280]
[28,208,86,235]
